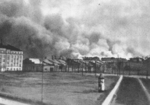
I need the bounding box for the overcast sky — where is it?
[0,0,150,59]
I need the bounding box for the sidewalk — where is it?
[110,77,150,105]
[0,97,30,105]
[102,75,123,105]
[138,79,150,102]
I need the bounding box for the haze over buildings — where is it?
[0,0,150,59]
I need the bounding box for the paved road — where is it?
[110,77,150,105]
[0,97,30,105]
[102,76,123,105]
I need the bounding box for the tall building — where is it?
[0,44,23,72]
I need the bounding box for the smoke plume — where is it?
[0,0,150,59]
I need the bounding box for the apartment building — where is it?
[0,44,23,72]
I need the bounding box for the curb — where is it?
[0,97,30,105]
[138,78,150,102]
[102,75,123,105]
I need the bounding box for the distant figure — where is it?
[98,73,105,92]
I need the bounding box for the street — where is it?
[110,77,150,105]
[0,97,30,105]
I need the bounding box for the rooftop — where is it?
[0,44,22,51]
[24,58,42,64]
[29,58,42,64]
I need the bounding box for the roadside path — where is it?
[110,77,149,105]
[0,97,30,105]
[102,75,123,105]
[138,78,150,102]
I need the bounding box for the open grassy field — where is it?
[0,72,119,105]
[111,77,149,105]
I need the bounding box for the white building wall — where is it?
[0,48,23,72]
[0,48,6,72]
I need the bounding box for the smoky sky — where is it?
[0,0,150,59]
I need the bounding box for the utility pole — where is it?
[82,63,84,76]
[95,61,97,76]
[41,59,44,103]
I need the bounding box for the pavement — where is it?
[110,77,150,105]
[0,97,30,105]
[102,75,123,105]
[138,78,150,102]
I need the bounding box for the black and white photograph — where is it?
[0,0,150,105]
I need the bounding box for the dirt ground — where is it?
[0,72,119,105]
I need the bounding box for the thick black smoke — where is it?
[0,0,71,58]
[1,0,150,59]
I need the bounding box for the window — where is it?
[19,64,22,67]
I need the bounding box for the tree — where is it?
[124,65,131,75]
[116,61,122,75]
[143,58,150,79]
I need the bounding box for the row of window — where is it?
[6,63,22,67]
[5,68,22,71]
[0,63,22,67]
[7,55,23,59]
[1,59,22,63]
[0,50,23,54]
[6,51,23,54]
[0,59,23,67]
[7,58,23,62]
[0,50,6,53]
[0,55,23,59]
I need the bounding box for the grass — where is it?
[0,72,119,105]
[0,93,47,105]
[113,77,149,105]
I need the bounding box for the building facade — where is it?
[0,44,23,72]
[23,58,42,72]
[43,58,54,72]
